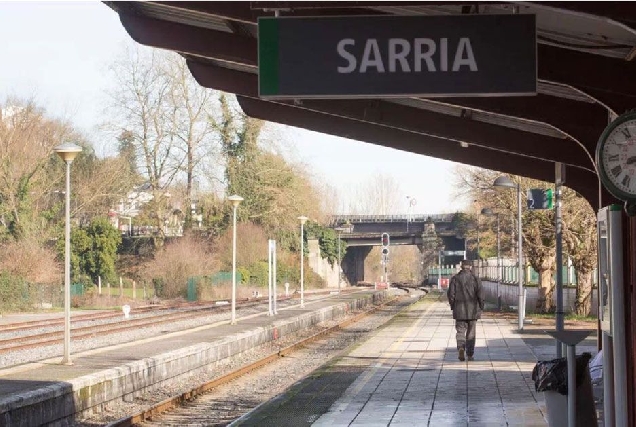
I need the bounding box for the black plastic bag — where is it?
[531,352,592,395]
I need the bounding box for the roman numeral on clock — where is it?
[608,154,619,162]
[622,127,632,139]
[622,175,631,188]
[611,165,622,177]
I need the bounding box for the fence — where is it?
[187,272,243,301]
[428,259,596,286]
[480,280,598,316]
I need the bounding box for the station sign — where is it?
[442,250,466,256]
[258,14,536,98]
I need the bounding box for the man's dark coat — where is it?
[447,269,485,320]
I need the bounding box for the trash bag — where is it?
[532,352,592,395]
[589,350,603,384]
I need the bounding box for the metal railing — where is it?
[427,264,596,286]
[330,213,456,224]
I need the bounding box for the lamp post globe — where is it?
[53,142,82,365]
[493,175,516,190]
[298,216,308,308]
[492,175,524,330]
[227,195,243,325]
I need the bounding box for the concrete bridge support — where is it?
[343,246,372,285]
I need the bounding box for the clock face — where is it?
[598,116,636,200]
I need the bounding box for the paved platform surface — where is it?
[234,299,599,427]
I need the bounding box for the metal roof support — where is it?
[236,95,600,207]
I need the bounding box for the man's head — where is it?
[461,260,473,270]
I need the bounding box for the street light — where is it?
[298,216,308,307]
[228,194,243,325]
[481,208,501,310]
[493,175,524,330]
[54,142,82,365]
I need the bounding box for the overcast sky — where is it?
[0,1,469,215]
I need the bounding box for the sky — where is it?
[0,1,469,215]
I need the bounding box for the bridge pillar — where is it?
[343,246,372,285]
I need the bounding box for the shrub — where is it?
[0,272,32,312]
[0,238,60,284]
[214,222,268,270]
[143,235,219,298]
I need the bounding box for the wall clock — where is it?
[596,110,636,216]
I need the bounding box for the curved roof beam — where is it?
[236,95,601,208]
[186,60,593,171]
[117,11,609,168]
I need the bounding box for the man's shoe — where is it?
[458,348,465,361]
[467,355,474,361]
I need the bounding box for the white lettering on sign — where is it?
[388,38,410,72]
[360,39,384,73]
[337,37,478,74]
[337,39,356,73]
[414,38,436,72]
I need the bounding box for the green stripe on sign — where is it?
[258,18,279,96]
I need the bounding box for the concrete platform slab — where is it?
[233,299,599,426]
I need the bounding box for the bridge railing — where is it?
[330,213,456,224]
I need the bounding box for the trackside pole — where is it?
[273,240,278,315]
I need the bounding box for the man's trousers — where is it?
[455,319,477,355]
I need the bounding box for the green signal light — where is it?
[544,189,554,209]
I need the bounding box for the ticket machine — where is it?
[597,205,628,427]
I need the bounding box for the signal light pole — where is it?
[381,233,390,283]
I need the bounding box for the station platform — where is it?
[233,299,598,427]
[0,290,389,426]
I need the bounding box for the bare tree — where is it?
[455,166,557,312]
[352,172,403,215]
[164,55,217,227]
[108,46,178,191]
[107,46,218,231]
[562,188,597,316]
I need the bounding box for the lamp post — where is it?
[406,196,417,232]
[482,208,501,310]
[493,175,524,330]
[228,195,243,325]
[298,216,308,307]
[476,214,480,260]
[54,142,82,365]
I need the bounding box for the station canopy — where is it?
[106,1,636,209]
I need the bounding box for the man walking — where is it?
[447,260,484,361]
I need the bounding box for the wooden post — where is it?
[132,280,136,300]
[119,276,123,299]
[98,276,102,295]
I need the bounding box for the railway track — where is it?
[98,293,433,427]
[0,289,359,362]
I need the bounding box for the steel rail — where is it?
[106,295,406,427]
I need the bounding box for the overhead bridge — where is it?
[328,214,467,284]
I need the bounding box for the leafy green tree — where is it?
[0,99,81,242]
[61,217,122,284]
[217,94,324,250]
[305,223,346,266]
